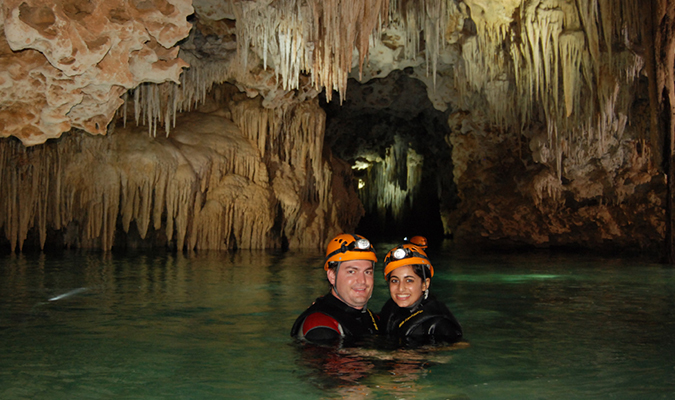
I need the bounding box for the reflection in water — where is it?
[48,287,89,302]
[296,343,376,391]
[294,339,470,399]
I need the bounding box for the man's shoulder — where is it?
[303,311,341,332]
[298,311,342,343]
[290,294,340,339]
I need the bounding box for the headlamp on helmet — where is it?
[323,234,377,270]
[354,238,370,250]
[383,243,434,278]
[392,247,408,260]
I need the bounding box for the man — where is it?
[291,233,379,344]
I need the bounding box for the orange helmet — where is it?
[383,243,434,278]
[407,236,428,249]
[323,234,377,270]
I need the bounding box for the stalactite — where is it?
[382,0,460,89]
[228,96,333,246]
[0,93,345,252]
[456,0,645,179]
[456,8,515,127]
[560,31,586,118]
[235,0,388,104]
[360,135,423,221]
[122,47,238,138]
[230,100,279,160]
[531,170,563,210]
[119,1,458,140]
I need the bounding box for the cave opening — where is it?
[320,70,457,244]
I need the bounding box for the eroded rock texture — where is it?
[0,0,192,145]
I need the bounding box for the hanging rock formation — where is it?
[0,0,672,252]
[0,89,362,251]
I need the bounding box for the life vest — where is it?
[291,292,379,340]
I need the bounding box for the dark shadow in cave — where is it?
[320,70,458,244]
[355,169,446,243]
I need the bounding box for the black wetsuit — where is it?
[291,292,379,345]
[379,294,462,346]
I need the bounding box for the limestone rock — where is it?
[0,0,192,145]
[446,109,665,251]
[0,0,670,253]
[0,95,361,251]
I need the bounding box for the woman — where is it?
[378,241,463,346]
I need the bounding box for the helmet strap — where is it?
[409,292,425,311]
[422,266,430,300]
[409,267,429,311]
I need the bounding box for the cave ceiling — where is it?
[1,0,671,252]
[1,0,646,153]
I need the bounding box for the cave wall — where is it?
[447,108,665,251]
[436,0,665,251]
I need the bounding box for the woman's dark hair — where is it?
[386,264,432,281]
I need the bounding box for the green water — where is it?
[1,245,674,399]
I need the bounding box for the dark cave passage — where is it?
[320,71,457,244]
[355,170,447,243]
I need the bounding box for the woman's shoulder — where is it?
[422,294,454,315]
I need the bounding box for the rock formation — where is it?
[0,0,193,145]
[0,0,672,253]
[0,87,362,251]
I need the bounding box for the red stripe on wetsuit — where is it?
[302,312,341,336]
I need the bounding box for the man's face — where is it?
[327,259,374,309]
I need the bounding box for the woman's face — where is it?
[388,264,430,308]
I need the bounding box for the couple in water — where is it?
[291,233,462,347]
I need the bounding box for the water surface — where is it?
[1,245,674,399]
